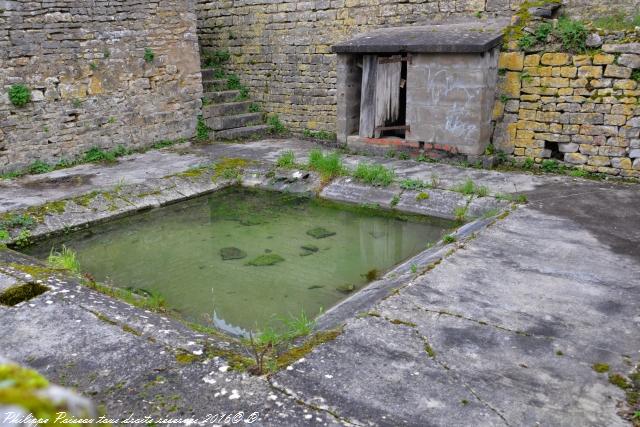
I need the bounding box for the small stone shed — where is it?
[333,23,505,156]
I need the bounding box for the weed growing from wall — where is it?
[8,84,31,107]
[144,48,155,63]
[196,115,210,141]
[303,129,336,141]
[267,114,286,134]
[202,50,230,67]
[555,17,588,52]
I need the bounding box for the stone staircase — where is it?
[201,69,269,140]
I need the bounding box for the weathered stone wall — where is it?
[196,0,638,133]
[0,0,202,172]
[563,0,640,19]
[492,46,640,177]
[197,1,506,133]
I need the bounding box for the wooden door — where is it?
[359,55,402,138]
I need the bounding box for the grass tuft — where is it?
[453,178,489,197]
[308,149,343,181]
[47,245,81,273]
[276,150,295,168]
[353,163,395,187]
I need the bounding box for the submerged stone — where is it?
[306,227,336,239]
[300,244,319,256]
[308,285,324,290]
[363,269,379,281]
[369,231,386,239]
[246,253,285,266]
[125,286,153,297]
[239,217,266,226]
[336,283,355,294]
[220,247,247,260]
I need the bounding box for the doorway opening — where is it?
[359,54,410,140]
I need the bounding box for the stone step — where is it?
[214,124,270,140]
[206,112,262,131]
[201,69,223,80]
[202,90,240,104]
[202,101,253,119]
[203,79,228,92]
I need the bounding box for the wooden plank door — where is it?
[359,55,402,138]
[374,60,401,137]
[359,55,377,138]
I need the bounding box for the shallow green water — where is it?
[28,188,453,335]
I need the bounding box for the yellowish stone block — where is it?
[541,53,570,66]
[499,52,524,71]
[523,54,540,67]
[592,53,615,65]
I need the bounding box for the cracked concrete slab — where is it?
[273,315,507,427]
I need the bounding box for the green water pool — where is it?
[27,187,454,335]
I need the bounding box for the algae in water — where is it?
[306,227,336,239]
[246,253,285,266]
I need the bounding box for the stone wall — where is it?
[196,0,516,134]
[196,0,638,133]
[492,47,640,177]
[0,0,202,172]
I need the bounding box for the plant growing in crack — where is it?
[242,310,316,376]
[276,150,295,168]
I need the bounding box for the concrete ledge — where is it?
[332,22,506,54]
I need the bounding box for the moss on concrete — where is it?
[593,363,610,373]
[72,191,100,207]
[0,364,65,425]
[274,328,342,371]
[0,282,49,306]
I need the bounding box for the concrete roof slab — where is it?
[332,22,507,54]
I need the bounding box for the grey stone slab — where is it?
[332,22,507,54]
[373,306,626,427]
[0,272,19,293]
[0,150,206,213]
[273,316,507,427]
[396,188,467,220]
[320,176,398,209]
[382,207,640,361]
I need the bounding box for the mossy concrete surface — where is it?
[0,139,639,425]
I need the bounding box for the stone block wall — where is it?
[0,0,203,172]
[196,0,638,134]
[196,0,513,134]
[492,47,640,177]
